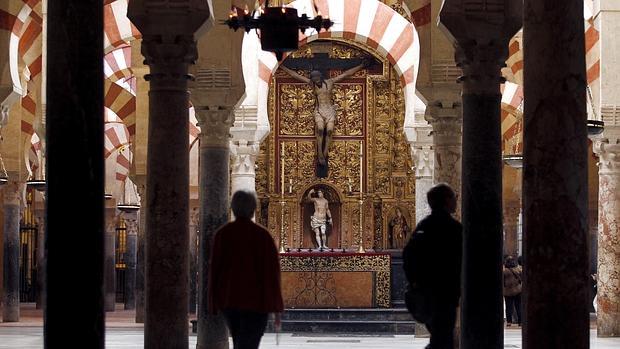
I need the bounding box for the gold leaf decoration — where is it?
[279,84,315,136]
[334,84,363,136]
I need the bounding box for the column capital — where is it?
[123,211,139,236]
[438,0,523,94]
[411,144,434,179]
[425,107,462,145]
[3,179,23,206]
[594,133,620,175]
[195,106,235,148]
[230,140,260,177]
[140,36,198,87]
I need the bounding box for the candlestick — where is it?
[358,141,365,253]
[279,200,286,253]
[359,141,363,199]
[289,178,293,194]
[280,142,285,198]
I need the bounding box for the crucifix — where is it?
[279,52,374,178]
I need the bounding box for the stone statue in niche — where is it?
[389,207,409,249]
[307,188,332,249]
[280,60,368,176]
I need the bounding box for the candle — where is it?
[359,141,363,199]
[281,142,285,198]
[289,178,293,193]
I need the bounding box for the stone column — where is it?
[411,144,433,223]
[134,176,146,323]
[2,180,22,322]
[230,140,260,196]
[104,202,117,311]
[593,134,620,336]
[128,3,209,346]
[45,1,104,346]
[189,207,199,314]
[34,206,46,310]
[503,202,520,257]
[123,211,138,310]
[196,106,234,349]
[439,2,522,348]
[522,0,590,347]
[426,105,461,192]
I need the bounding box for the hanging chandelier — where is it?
[225,1,333,61]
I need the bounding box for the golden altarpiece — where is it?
[253,40,415,308]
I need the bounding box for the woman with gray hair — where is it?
[208,190,284,349]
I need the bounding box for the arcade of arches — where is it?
[0,0,619,348]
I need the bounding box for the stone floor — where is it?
[1,304,619,348]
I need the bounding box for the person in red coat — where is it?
[208,190,284,349]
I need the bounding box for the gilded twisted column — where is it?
[440,1,522,348]
[196,106,234,349]
[523,0,590,347]
[2,179,23,322]
[594,134,620,336]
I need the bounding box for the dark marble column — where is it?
[104,204,117,312]
[189,207,199,314]
[523,0,590,347]
[195,107,234,349]
[134,176,146,323]
[45,1,104,347]
[35,208,46,310]
[128,4,209,347]
[123,212,138,310]
[439,2,522,348]
[2,180,22,322]
[142,40,192,348]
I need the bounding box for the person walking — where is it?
[208,190,284,349]
[503,256,522,327]
[403,183,463,349]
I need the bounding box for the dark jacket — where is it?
[503,266,522,297]
[403,210,463,305]
[208,218,284,314]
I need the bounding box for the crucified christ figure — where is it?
[280,61,367,167]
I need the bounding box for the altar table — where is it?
[279,252,391,308]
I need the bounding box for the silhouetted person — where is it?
[503,256,522,326]
[403,183,462,349]
[208,190,284,349]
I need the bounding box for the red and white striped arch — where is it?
[104,45,133,83]
[104,0,141,54]
[251,0,420,139]
[501,3,599,154]
[104,108,132,198]
[500,82,524,153]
